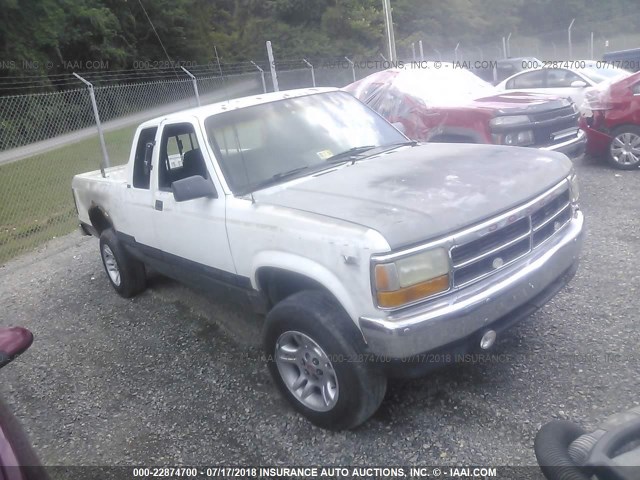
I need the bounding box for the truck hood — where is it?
[468,92,572,114]
[251,144,572,250]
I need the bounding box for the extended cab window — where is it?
[132,127,157,189]
[158,123,208,190]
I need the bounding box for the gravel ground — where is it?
[0,155,639,472]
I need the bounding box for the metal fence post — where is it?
[507,32,512,57]
[411,43,416,62]
[454,43,460,62]
[419,40,424,61]
[590,32,594,60]
[181,67,200,107]
[250,61,267,93]
[266,41,279,92]
[382,0,397,62]
[568,18,576,59]
[73,73,109,178]
[344,57,356,83]
[303,59,316,87]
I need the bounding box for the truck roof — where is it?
[138,87,339,128]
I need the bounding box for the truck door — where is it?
[120,126,159,248]
[151,120,238,285]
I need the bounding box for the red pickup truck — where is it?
[344,64,586,158]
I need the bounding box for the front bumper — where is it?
[539,128,587,158]
[359,210,584,360]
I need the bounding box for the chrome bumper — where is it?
[540,129,587,158]
[359,210,584,359]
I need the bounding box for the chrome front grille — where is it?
[450,186,572,287]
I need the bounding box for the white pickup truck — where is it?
[72,88,584,430]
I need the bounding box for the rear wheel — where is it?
[263,290,387,430]
[99,229,146,298]
[607,125,640,170]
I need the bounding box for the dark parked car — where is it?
[0,327,47,480]
[602,48,640,72]
[344,64,586,158]
[580,71,640,169]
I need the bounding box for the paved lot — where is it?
[0,155,639,471]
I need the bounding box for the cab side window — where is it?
[132,127,157,189]
[158,123,208,190]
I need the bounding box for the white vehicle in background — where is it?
[496,61,631,107]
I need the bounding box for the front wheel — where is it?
[263,290,387,430]
[607,125,640,170]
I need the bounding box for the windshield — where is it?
[204,91,406,194]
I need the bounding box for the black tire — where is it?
[99,229,146,298]
[606,125,640,170]
[534,420,591,480]
[263,290,387,430]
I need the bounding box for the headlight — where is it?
[490,115,530,127]
[373,248,450,309]
[492,130,535,146]
[504,130,535,146]
[568,173,580,203]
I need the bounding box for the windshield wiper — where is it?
[325,145,377,163]
[271,165,310,180]
[247,166,311,193]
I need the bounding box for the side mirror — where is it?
[570,80,588,88]
[172,175,217,202]
[144,142,154,176]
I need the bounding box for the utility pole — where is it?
[382,0,397,62]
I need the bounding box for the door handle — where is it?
[155,200,163,211]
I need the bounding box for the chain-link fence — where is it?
[399,16,640,64]
[0,62,381,264]
[3,15,640,264]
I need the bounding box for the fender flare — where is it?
[251,251,362,325]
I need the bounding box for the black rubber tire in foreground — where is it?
[534,419,591,480]
[263,290,387,430]
[99,229,146,298]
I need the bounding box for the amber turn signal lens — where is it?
[377,274,449,308]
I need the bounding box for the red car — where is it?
[580,71,640,169]
[0,327,47,480]
[344,64,586,158]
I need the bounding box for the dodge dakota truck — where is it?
[72,87,584,430]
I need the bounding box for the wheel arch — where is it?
[252,253,361,324]
[88,205,114,235]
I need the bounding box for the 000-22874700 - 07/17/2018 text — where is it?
[129,466,500,478]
